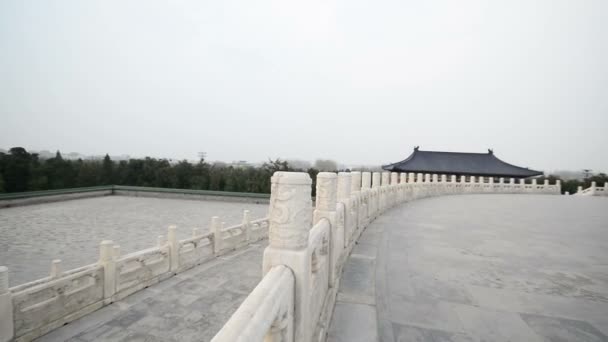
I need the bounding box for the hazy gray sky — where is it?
[1,0,607,172]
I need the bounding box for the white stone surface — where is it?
[366,195,608,342]
[0,196,268,286]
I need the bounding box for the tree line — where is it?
[0,147,321,194]
[0,147,605,195]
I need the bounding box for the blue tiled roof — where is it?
[382,148,543,178]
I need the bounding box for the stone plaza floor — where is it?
[10,193,608,341]
[0,196,268,285]
[36,244,265,342]
[329,194,608,342]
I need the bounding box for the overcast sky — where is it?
[1,0,606,172]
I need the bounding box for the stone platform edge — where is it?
[0,185,270,208]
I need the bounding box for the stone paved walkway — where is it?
[329,194,608,342]
[0,196,268,285]
[35,243,265,342]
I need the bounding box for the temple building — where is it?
[382,147,543,179]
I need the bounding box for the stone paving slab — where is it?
[35,244,265,342]
[0,195,268,285]
[328,227,380,342]
[330,194,608,342]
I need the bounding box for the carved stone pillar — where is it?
[381,172,390,186]
[337,172,351,248]
[361,172,371,189]
[391,172,399,185]
[372,172,381,188]
[349,171,361,236]
[371,172,381,215]
[263,172,313,342]
[99,240,116,304]
[314,173,341,287]
[361,172,371,222]
[350,172,362,193]
[0,266,14,342]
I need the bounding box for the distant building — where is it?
[382,147,543,179]
[230,160,252,168]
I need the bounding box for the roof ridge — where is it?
[418,150,490,155]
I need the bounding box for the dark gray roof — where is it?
[382,148,543,178]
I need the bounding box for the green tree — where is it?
[4,147,32,192]
[100,154,114,184]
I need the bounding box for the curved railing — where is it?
[211,171,562,342]
[0,211,269,342]
[211,265,295,341]
[575,181,608,196]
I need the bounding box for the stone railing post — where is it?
[381,172,390,211]
[242,210,251,242]
[591,181,597,195]
[432,174,438,183]
[361,172,371,190]
[50,259,62,278]
[372,172,381,188]
[314,173,340,287]
[390,173,398,206]
[0,266,14,342]
[425,174,431,183]
[372,172,381,215]
[168,225,179,272]
[451,175,457,183]
[263,172,313,342]
[381,172,390,186]
[556,180,562,194]
[99,240,116,304]
[350,171,362,235]
[361,172,371,223]
[408,173,415,183]
[351,171,362,193]
[577,185,583,194]
[400,173,407,184]
[391,172,399,185]
[337,172,351,250]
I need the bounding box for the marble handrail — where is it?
[211,172,563,342]
[0,211,270,342]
